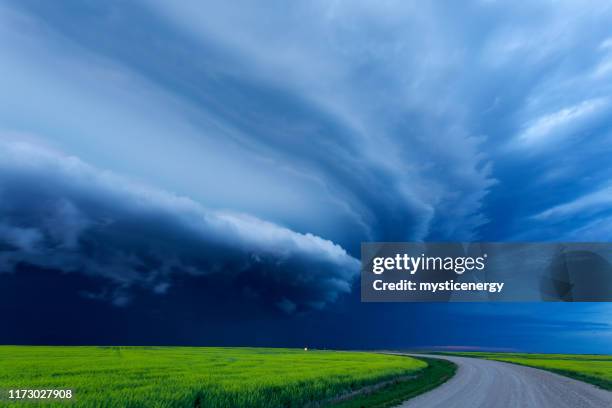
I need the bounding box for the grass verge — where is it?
[323,357,456,408]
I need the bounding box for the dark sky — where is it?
[0,0,611,353]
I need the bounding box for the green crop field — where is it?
[450,352,612,390]
[0,346,441,408]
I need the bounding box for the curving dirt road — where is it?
[396,354,612,408]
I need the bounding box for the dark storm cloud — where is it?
[2,0,612,351]
[0,141,358,312]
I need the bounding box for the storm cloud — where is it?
[0,140,358,312]
[2,1,612,351]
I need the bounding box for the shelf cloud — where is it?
[0,140,359,312]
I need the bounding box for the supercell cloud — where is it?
[1,0,612,350]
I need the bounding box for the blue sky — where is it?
[0,0,611,352]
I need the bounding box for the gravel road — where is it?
[396,354,612,408]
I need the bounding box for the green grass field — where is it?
[0,346,443,408]
[450,352,612,390]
